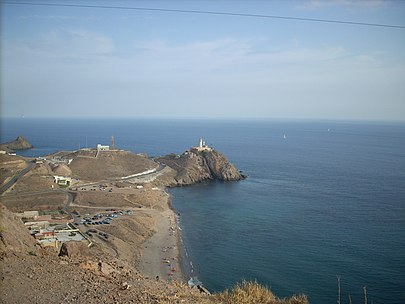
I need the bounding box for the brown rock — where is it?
[59,241,89,258]
[0,135,33,152]
[99,261,116,276]
[79,260,99,271]
[0,203,37,255]
[157,149,245,186]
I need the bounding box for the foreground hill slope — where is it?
[0,203,37,255]
[1,205,308,304]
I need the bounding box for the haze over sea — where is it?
[2,118,404,304]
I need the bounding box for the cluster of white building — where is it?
[97,144,110,151]
[17,211,86,250]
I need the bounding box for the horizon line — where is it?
[1,116,405,124]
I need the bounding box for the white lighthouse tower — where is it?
[193,138,212,152]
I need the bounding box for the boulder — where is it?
[59,241,89,258]
[0,203,38,255]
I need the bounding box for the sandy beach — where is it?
[138,208,184,282]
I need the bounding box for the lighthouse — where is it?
[193,138,212,152]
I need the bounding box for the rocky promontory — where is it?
[0,136,33,152]
[156,148,246,186]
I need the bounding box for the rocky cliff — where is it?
[0,203,37,255]
[156,149,246,186]
[0,136,33,152]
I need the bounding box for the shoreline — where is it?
[138,194,185,282]
[168,192,194,283]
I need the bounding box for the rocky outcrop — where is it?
[0,136,33,152]
[0,203,37,255]
[79,260,121,277]
[156,149,245,186]
[59,240,89,258]
[203,150,244,181]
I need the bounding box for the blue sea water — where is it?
[1,118,404,304]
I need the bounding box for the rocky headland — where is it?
[0,136,33,152]
[156,149,246,186]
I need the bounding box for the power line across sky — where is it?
[3,1,405,29]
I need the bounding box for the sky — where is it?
[1,0,405,121]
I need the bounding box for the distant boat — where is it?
[283,134,287,139]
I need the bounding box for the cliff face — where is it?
[0,136,33,152]
[203,150,244,181]
[157,149,245,186]
[0,203,37,255]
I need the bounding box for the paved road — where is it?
[74,164,166,188]
[0,161,35,195]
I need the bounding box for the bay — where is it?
[2,118,404,304]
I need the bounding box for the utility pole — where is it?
[111,136,115,150]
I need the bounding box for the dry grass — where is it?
[214,281,309,304]
[69,150,157,181]
[0,154,28,187]
[0,192,67,212]
[155,281,214,304]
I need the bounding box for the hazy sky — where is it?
[1,0,405,121]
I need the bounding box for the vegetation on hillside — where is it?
[214,281,309,304]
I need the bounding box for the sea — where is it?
[1,118,404,304]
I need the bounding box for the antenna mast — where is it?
[111,136,115,150]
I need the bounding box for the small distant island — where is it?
[0,136,307,304]
[0,135,33,153]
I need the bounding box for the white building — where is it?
[97,144,109,151]
[192,138,213,152]
[16,210,39,220]
[53,176,72,186]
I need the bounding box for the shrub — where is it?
[214,281,308,304]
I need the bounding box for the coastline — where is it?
[138,194,185,282]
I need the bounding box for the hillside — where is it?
[68,150,158,182]
[0,203,308,304]
[0,154,29,188]
[0,203,38,255]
